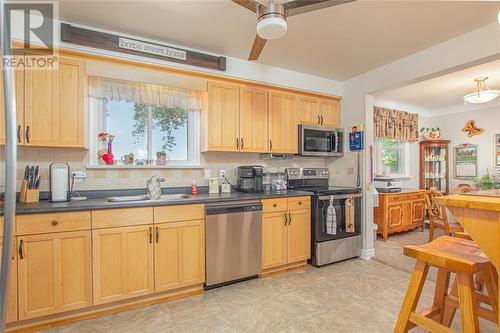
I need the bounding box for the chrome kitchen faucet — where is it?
[147,175,165,200]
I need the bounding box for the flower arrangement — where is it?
[420,127,441,140]
[97,132,115,165]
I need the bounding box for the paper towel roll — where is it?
[51,166,69,202]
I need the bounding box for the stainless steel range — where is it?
[286,168,362,267]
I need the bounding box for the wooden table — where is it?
[434,191,500,332]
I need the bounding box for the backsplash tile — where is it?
[0,147,357,192]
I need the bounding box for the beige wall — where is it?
[2,146,356,192]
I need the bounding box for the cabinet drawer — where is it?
[387,193,424,203]
[261,198,288,212]
[92,207,153,229]
[287,197,311,211]
[17,211,91,236]
[154,204,205,223]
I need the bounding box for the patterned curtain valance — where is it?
[373,106,419,141]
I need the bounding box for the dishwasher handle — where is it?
[206,202,262,215]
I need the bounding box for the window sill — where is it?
[86,164,203,170]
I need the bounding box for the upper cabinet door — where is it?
[269,91,298,154]
[24,57,85,147]
[319,99,340,128]
[240,86,268,152]
[207,81,240,151]
[298,96,319,126]
[0,69,25,145]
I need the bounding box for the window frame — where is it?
[88,97,200,169]
[374,138,410,179]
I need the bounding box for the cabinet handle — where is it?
[236,137,240,150]
[241,137,244,150]
[317,114,321,125]
[51,220,58,226]
[320,115,324,125]
[17,125,21,143]
[273,203,277,207]
[269,139,273,151]
[25,126,30,143]
[298,201,302,205]
[284,212,288,225]
[149,227,153,244]
[18,240,24,259]
[156,226,159,243]
[288,212,292,225]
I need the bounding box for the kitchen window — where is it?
[374,138,410,178]
[88,77,201,167]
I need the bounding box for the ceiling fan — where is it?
[232,0,354,60]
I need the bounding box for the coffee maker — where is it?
[237,166,263,193]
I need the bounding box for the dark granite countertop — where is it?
[11,188,313,214]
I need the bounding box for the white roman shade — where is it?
[88,76,202,111]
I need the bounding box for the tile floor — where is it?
[36,258,497,333]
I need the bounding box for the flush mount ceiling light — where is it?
[463,77,500,104]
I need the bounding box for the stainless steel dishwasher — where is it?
[205,201,262,289]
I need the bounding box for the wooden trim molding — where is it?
[61,23,226,71]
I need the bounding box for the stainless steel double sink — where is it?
[107,194,191,202]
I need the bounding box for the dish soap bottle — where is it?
[191,180,198,196]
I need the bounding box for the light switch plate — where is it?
[204,169,211,179]
[219,169,226,178]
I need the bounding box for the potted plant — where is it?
[156,151,168,165]
[420,127,441,140]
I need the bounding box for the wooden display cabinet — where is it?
[419,140,450,194]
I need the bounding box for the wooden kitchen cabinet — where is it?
[268,91,298,154]
[92,225,154,305]
[239,86,268,152]
[374,190,426,240]
[207,81,240,151]
[318,98,339,127]
[24,57,85,148]
[262,212,287,269]
[154,219,205,292]
[261,196,311,271]
[0,69,24,145]
[17,231,92,319]
[0,237,18,323]
[298,96,340,128]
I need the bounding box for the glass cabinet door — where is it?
[495,133,500,169]
[420,140,450,194]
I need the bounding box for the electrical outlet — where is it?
[219,169,226,179]
[204,169,211,179]
[72,171,87,183]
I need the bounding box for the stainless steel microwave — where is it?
[299,125,344,157]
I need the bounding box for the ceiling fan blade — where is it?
[283,0,355,17]
[231,0,263,13]
[248,35,267,61]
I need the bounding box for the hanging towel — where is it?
[326,196,337,235]
[345,195,355,233]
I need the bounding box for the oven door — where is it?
[313,194,362,242]
[299,125,343,157]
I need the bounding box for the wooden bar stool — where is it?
[425,187,463,242]
[394,236,498,333]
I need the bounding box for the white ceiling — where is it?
[58,0,500,81]
[374,58,500,116]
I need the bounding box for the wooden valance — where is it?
[373,107,419,141]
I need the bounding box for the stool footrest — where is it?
[445,295,497,323]
[409,312,454,333]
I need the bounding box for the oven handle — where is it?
[318,193,362,201]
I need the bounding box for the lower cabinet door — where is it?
[388,204,404,228]
[262,212,287,269]
[287,209,311,263]
[411,200,425,224]
[0,237,18,323]
[17,231,92,320]
[93,225,154,305]
[154,220,205,292]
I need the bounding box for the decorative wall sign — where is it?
[454,143,478,178]
[61,23,226,71]
[462,119,484,137]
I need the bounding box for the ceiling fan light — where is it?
[257,16,287,40]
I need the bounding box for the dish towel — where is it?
[326,196,337,235]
